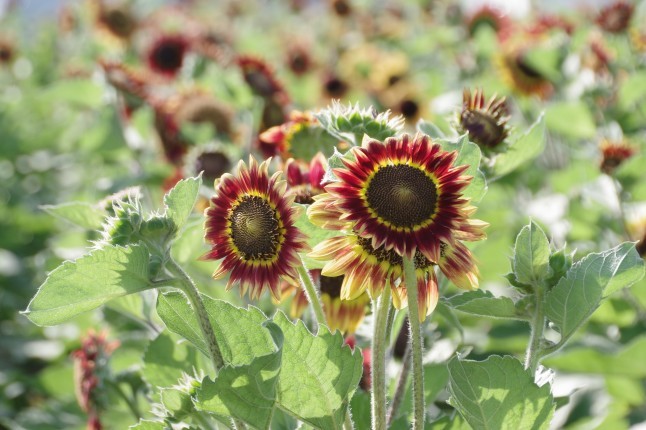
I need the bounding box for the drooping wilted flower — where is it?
[599,139,636,175]
[457,88,509,150]
[202,157,308,300]
[73,331,119,430]
[596,1,634,33]
[146,33,190,78]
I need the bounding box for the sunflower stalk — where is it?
[371,284,392,430]
[524,284,546,374]
[296,262,327,330]
[388,339,411,426]
[166,259,224,371]
[402,255,425,430]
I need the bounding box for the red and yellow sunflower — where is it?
[203,157,308,300]
[599,138,636,175]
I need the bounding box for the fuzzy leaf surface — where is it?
[447,290,524,320]
[41,201,106,229]
[545,242,644,341]
[196,322,283,430]
[23,245,152,326]
[164,175,202,233]
[492,114,545,178]
[272,312,363,430]
[513,221,551,286]
[447,355,554,430]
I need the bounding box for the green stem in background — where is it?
[371,284,392,430]
[344,407,354,430]
[383,301,396,348]
[524,284,546,374]
[167,259,224,371]
[296,262,327,330]
[402,255,425,430]
[387,340,411,426]
[105,379,141,420]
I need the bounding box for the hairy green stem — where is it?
[167,259,224,370]
[402,255,425,430]
[296,263,327,330]
[383,301,396,347]
[371,285,392,430]
[344,406,354,430]
[524,285,546,374]
[388,340,411,426]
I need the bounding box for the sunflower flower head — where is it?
[600,138,636,175]
[146,33,190,78]
[236,55,289,103]
[202,157,309,300]
[497,44,553,99]
[258,111,318,158]
[318,271,370,334]
[457,88,510,150]
[465,5,513,41]
[0,37,15,66]
[285,152,328,204]
[93,0,138,42]
[308,133,487,320]
[596,1,634,33]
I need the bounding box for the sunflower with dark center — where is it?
[96,2,137,40]
[599,139,636,175]
[497,48,553,99]
[0,39,14,65]
[465,5,512,41]
[146,34,190,77]
[596,1,634,33]
[309,134,487,262]
[202,157,308,300]
[285,153,327,204]
[236,56,289,102]
[322,74,349,99]
[458,88,510,150]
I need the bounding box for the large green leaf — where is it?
[447,355,554,430]
[273,312,362,430]
[513,221,551,286]
[142,332,204,390]
[544,336,646,378]
[129,420,165,430]
[157,292,275,363]
[41,201,106,230]
[156,293,363,429]
[438,134,487,203]
[164,175,202,233]
[545,102,595,139]
[492,114,545,178]
[545,242,644,341]
[446,290,525,320]
[196,322,283,430]
[23,245,152,326]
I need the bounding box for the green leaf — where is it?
[157,294,363,429]
[272,312,363,430]
[142,333,202,390]
[157,292,276,364]
[544,336,646,378]
[23,245,152,326]
[294,203,344,270]
[289,125,340,161]
[438,134,487,203]
[545,242,644,341]
[447,290,525,320]
[513,221,551,286]
[164,175,202,233]
[545,102,595,139]
[42,79,103,109]
[417,120,446,139]
[41,202,106,230]
[447,355,554,430]
[161,388,194,420]
[618,71,646,109]
[129,420,166,430]
[196,322,283,430]
[492,114,545,178]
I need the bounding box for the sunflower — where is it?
[146,33,190,78]
[308,134,487,262]
[236,55,289,103]
[465,5,512,41]
[596,1,634,33]
[497,46,553,99]
[202,157,308,300]
[0,37,15,66]
[457,88,510,150]
[285,153,327,204]
[258,111,317,158]
[279,270,370,334]
[599,139,636,175]
[322,73,350,100]
[94,0,137,42]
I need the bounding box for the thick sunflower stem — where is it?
[524,284,546,375]
[296,263,327,330]
[371,285,392,430]
[402,255,425,430]
[167,259,224,371]
[388,340,411,426]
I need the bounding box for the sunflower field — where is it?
[2,0,646,429]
